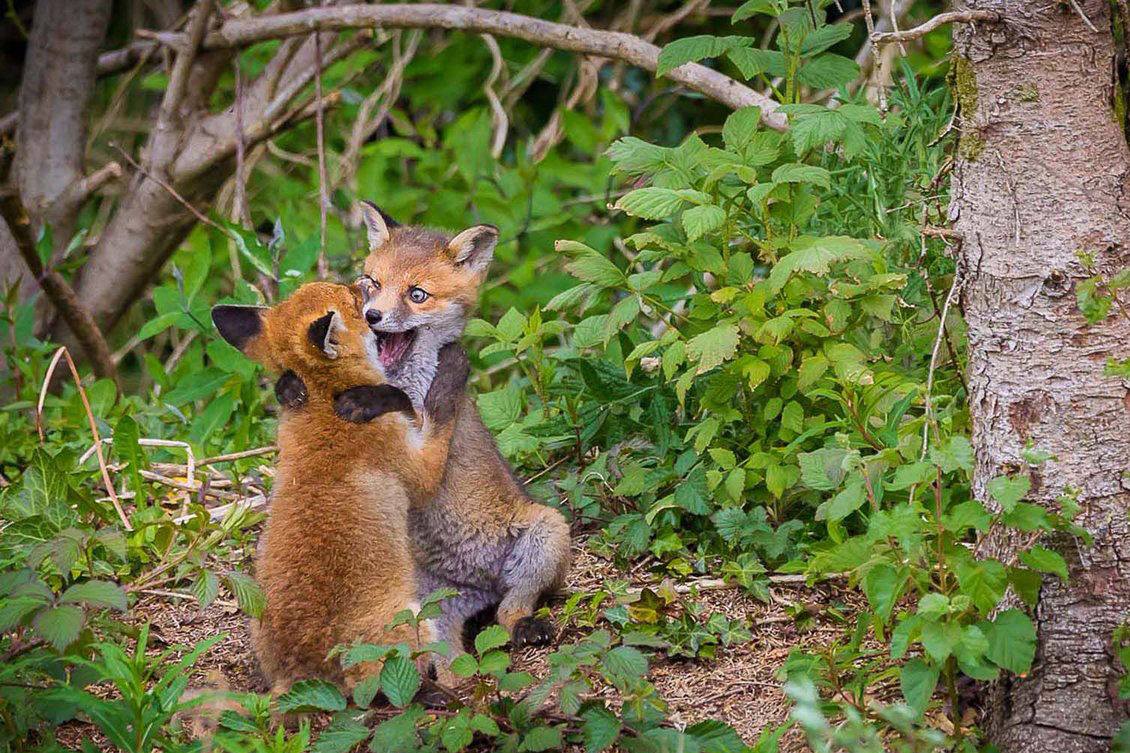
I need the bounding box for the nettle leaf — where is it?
[900,658,939,716]
[657,35,752,76]
[682,205,726,242]
[796,54,860,89]
[687,324,741,374]
[277,679,346,713]
[987,474,1030,513]
[380,654,420,708]
[984,609,1037,674]
[224,571,265,618]
[60,581,127,611]
[32,604,84,650]
[767,236,871,293]
[614,187,684,219]
[1019,546,1069,580]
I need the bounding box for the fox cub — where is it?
[212,282,468,697]
[280,203,571,662]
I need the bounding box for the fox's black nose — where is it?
[365,309,383,325]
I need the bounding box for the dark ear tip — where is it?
[360,200,400,229]
[211,304,263,351]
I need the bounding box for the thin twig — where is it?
[198,445,279,465]
[39,347,131,530]
[314,29,329,280]
[110,143,225,233]
[1067,0,1099,33]
[0,191,119,384]
[153,0,214,151]
[919,265,963,463]
[860,0,888,113]
[871,9,1001,44]
[480,34,509,159]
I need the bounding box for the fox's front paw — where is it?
[511,616,555,648]
[334,385,414,423]
[275,370,308,409]
[424,343,470,425]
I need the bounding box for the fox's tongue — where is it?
[379,331,414,368]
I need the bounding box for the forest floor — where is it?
[55,534,873,752]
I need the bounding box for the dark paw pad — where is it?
[334,385,414,423]
[275,370,308,408]
[511,616,555,648]
[424,343,470,425]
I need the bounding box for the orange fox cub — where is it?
[211,282,466,698]
[353,203,571,653]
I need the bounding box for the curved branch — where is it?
[871,10,1000,44]
[150,3,787,129]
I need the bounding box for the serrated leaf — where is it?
[687,324,740,374]
[602,645,648,678]
[474,624,510,655]
[900,658,938,716]
[770,163,830,188]
[32,604,84,650]
[224,571,265,618]
[380,655,420,708]
[767,236,871,293]
[984,609,1036,675]
[797,54,859,89]
[682,205,726,242]
[60,580,127,611]
[313,714,372,753]
[370,706,424,753]
[614,188,685,219]
[564,251,625,288]
[800,23,854,55]
[518,725,563,752]
[1019,546,1068,580]
[277,679,346,713]
[582,706,620,753]
[657,35,751,76]
[987,475,1029,513]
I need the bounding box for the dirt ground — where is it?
[55,539,867,752]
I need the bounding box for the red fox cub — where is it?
[211,282,468,698]
[280,203,571,665]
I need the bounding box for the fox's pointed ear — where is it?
[212,305,266,355]
[359,201,399,253]
[307,310,345,359]
[448,224,498,276]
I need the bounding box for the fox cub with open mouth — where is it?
[278,203,571,673]
[212,281,468,698]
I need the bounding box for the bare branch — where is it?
[148,0,214,171]
[148,3,786,128]
[871,9,1000,44]
[314,30,329,280]
[0,190,118,385]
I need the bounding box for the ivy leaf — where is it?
[687,324,740,374]
[380,655,420,708]
[987,475,1030,513]
[984,609,1037,675]
[657,36,751,76]
[900,658,939,716]
[276,679,346,713]
[60,580,127,611]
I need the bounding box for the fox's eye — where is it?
[408,287,430,304]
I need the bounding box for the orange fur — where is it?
[214,282,453,697]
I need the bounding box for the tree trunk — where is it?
[15,0,111,252]
[952,1,1130,750]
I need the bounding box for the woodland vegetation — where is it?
[0,1,1128,752]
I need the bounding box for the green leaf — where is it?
[984,609,1037,675]
[313,714,372,753]
[770,163,830,188]
[722,107,762,154]
[732,0,775,22]
[921,620,962,661]
[863,564,903,620]
[353,674,382,708]
[674,466,710,515]
[192,570,221,607]
[682,205,726,242]
[60,581,127,611]
[1019,546,1069,581]
[657,35,751,76]
[955,558,1007,614]
[32,604,84,650]
[224,571,265,618]
[818,479,866,522]
[518,725,563,752]
[929,435,974,474]
[450,653,479,678]
[277,679,347,713]
[563,250,626,288]
[687,324,740,374]
[727,48,787,79]
[380,655,420,708]
[478,649,510,675]
[614,188,685,219]
[474,624,510,655]
[582,706,620,753]
[987,475,1030,513]
[162,367,230,405]
[370,707,424,753]
[767,236,872,293]
[900,658,939,716]
[798,447,852,491]
[800,23,854,55]
[602,646,648,678]
[796,54,859,89]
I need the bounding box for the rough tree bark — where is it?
[15,0,112,255]
[952,1,1130,750]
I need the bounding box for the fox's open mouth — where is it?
[375,328,417,370]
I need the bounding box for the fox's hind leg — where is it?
[496,503,571,648]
